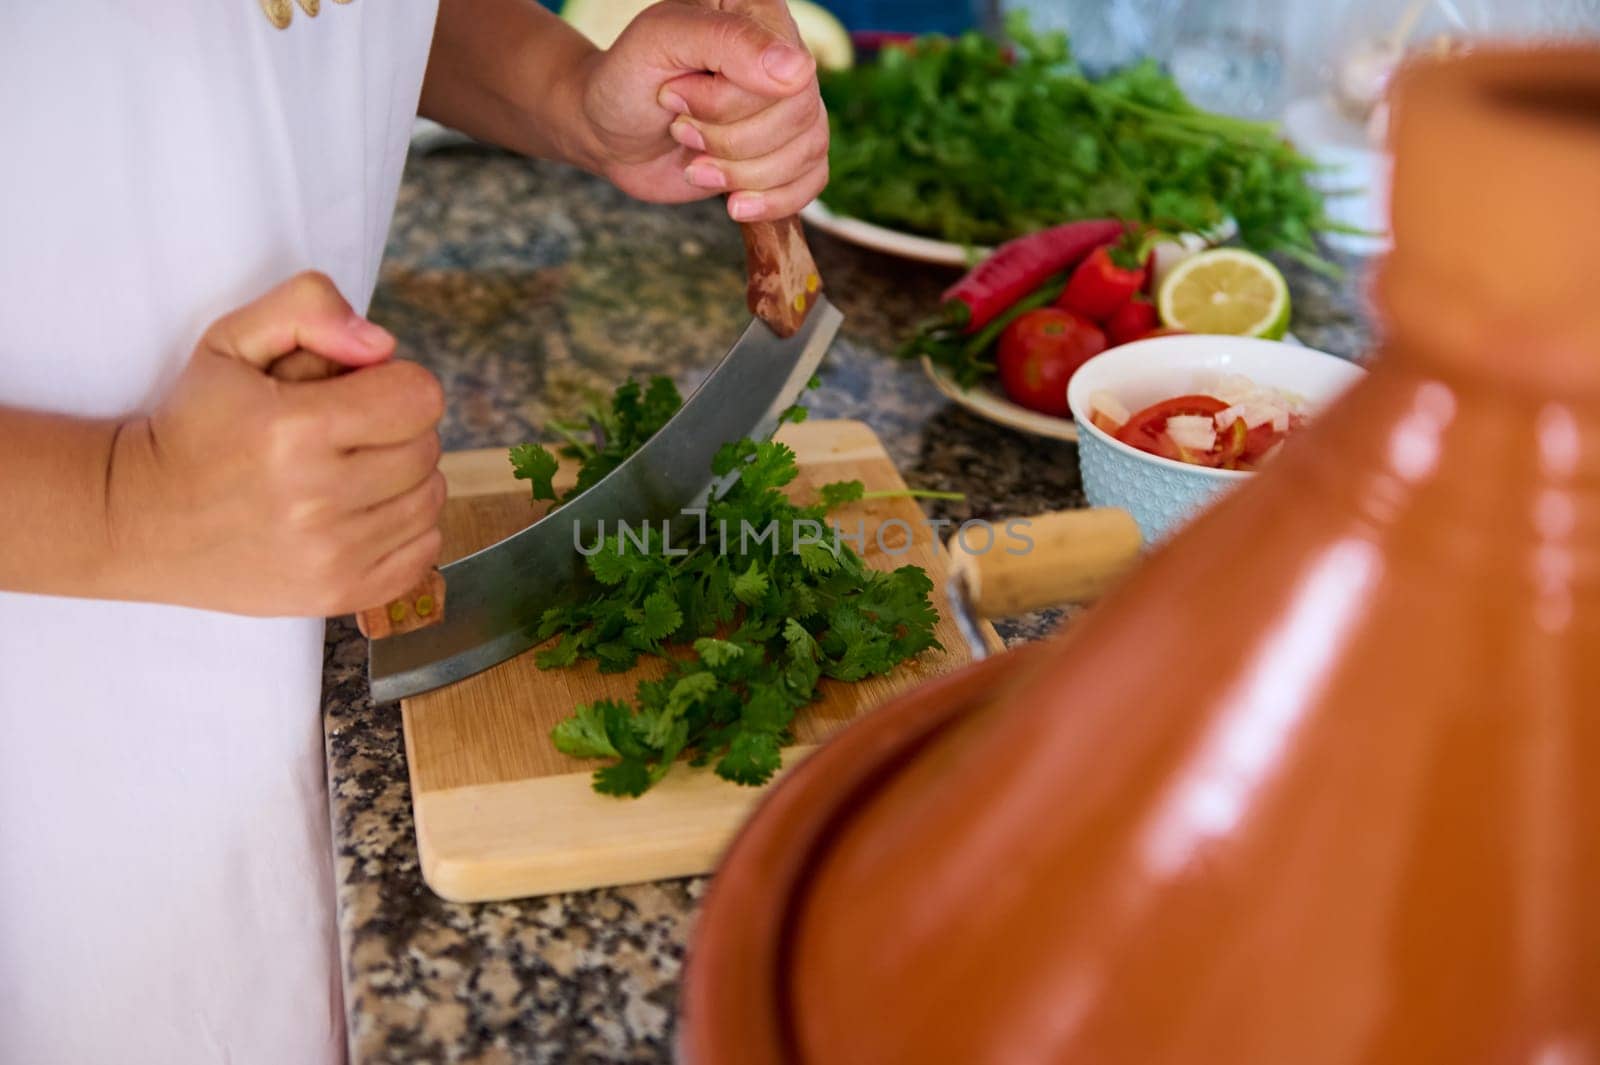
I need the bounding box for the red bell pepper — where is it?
[1058,245,1147,322]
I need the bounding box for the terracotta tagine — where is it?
[682,44,1600,1065]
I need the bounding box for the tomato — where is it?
[996,309,1107,417]
[1115,395,1228,465]
[1104,297,1159,346]
[1116,395,1228,442]
[1240,422,1281,465]
[1235,413,1306,469]
[1111,389,1308,470]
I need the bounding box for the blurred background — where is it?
[536,0,1599,126]
[522,0,1597,254]
[535,0,987,35]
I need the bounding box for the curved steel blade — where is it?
[368,298,842,702]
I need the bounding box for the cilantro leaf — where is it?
[585,536,632,586]
[716,728,783,786]
[712,438,759,477]
[742,685,793,734]
[666,671,720,717]
[595,640,643,674]
[693,637,744,668]
[638,377,682,438]
[818,480,865,509]
[550,700,625,760]
[627,586,682,644]
[535,633,582,670]
[798,541,839,575]
[510,443,560,502]
[783,618,819,661]
[732,561,769,606]
[738,442,800,493]
[593,759,653,798]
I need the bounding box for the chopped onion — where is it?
[1240,402,1285,429]
[1214,404,1248,429]
[1089,390,1131,429]
[1198,372,1309,419]
[1203,373,1260,406]
[1166,415,1217,452]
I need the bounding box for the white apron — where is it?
[0,5,438,1062]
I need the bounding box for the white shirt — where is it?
[0,4,438,1062]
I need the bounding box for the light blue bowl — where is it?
[1067,335,1366,542]
[1074,423,1246,542]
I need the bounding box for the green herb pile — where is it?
[819,14,1340,269]
[509,376,683,505]
[510,378,944,797]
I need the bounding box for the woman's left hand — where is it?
[578,0,829,223]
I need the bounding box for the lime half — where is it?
[1156,249,1291,340]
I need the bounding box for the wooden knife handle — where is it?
[946,508,1143,618]
[740,217,823,338]
[266,350,446,639]
[728,3,823,339]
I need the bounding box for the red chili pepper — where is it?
[940,220,1124,334]
[1058,243,1149,323]
[1104,296,1159,347]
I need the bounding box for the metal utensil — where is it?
[367,217,841,702]
[944,507,1143,658]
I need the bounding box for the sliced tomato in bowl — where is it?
[1113,394,1227,451]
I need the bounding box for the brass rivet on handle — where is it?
[792,293,807,313]
[414,595,436,617]
[388,602,408,624]
[805,273,820,294]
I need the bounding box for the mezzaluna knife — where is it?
[363,216,841,702]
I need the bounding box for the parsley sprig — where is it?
[510,378,946,797]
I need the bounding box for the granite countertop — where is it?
[324,146,1374,1064]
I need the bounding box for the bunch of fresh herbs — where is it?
[819,14,1341,270]
[510,378,944,797]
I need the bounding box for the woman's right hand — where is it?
[107,271,446,617]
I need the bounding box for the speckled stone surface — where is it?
[325,146,1374,1064]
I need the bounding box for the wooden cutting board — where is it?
[401,419,992,902]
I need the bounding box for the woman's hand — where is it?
[106,272,446,617]
[581,0,829,222]
[420,0,828,223]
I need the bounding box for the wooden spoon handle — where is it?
[946,508,1143,618]
[266,351,446,639]
[740,217,823,338]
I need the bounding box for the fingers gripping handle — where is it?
[740,217,823,338]
[266,351,446,640]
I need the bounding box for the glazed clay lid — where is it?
[683,43,1600,1065]
[1379,45,1600,392]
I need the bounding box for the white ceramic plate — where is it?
[800,200,987,267]
[800,200,1238,269]
[924,334,1304,442]
[922,356,1082,441]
